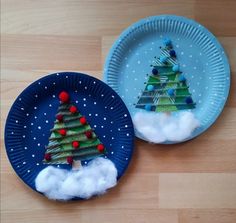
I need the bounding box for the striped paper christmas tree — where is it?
[135,38,196,112]
[43,91,106,165]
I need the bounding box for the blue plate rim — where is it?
[103,14,231,144]
[4,72,135,197]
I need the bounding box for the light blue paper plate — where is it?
[104,15,230,144]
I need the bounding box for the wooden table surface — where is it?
[1,1,236,222]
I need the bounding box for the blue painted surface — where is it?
[104,15,230,144]
[5,72,134,196]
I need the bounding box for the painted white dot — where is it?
[66,75,68,78]
[95,114,98,116]
[34,106,37,110]
[124,114,127,117]
[122,146,124,149]
[45,120,49,123]
[94,102,97,105]
[101,94,104,97]
[32,154,35,157]
[38,82,41,85]
[49,104,52,107]
[53,82,56,85]
[56,73,59,76]
[125,158,128,160]
[111,151,114,154]
[22,135,25,138]
[37,143,40,146]
[103,117,107,120]
[137,60,141,64]
[20,107,24,111]
[24,147,27,150]
[24,126,27,129]
[27,170,30,173]
[44,113,47,115]
[111,121,114,124]
[26,113,29,116]
[36,163,39,166]
[89,114,91,116]
[19,98,22,101]
[112,137,114,140]
[52,95,56,98]
[118,128,120,131]
[23,162,26,165]
[125,125,128,128]
[181,52,184,55]
[94,125,97,128]
[79,81,82,84]
[84,86,87,90]
[126,133,130,136]
[83,98,86,101]
[103,135,106,138]
[33,137,36,140]
[15,120,18,123]
[75,100,78,104]
[44,86,47,89]
[101,126,104,128]
[110,107,114,110]
[11,148,14,151]
[93,81,96,84]
[83,104,86,107]
[34,116,37,119]
[126,64,129,68]
[38,126,41,130]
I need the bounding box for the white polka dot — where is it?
[52,95,56,98]
[15,120,18,123]
[24,147,27,150]
[83,104,86,107]
[38,126,41,130]
[103,117,106,120]
[49,104,52,107]
[95,114,98,116]
[126,133,130,136]
[22,135,25,138]
[27,170,30,173]
[32,154,35,157]
[23,162,26,165]
[26,113,29,116]
[124,114,127,117]
[45,120,49,123]
[83,98,86,101]
[44,113,47,115]
[24,126,27,128]
[36,163,39,166]
[33,137,36,140]
[94,102,97,105]
[34,106,37,110]
[44,86,47,89]
[37,143,40,146]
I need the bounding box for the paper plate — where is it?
[104,15,230,143]
[4,72,134,194]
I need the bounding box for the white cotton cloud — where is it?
[35,157,117,200]
[133,111,200,143]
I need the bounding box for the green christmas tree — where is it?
[135,38,195,112]
[43,91,106,166]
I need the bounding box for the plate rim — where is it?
[103,14,231,144]
[4,71,135,197]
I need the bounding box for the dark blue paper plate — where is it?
[5,72,134,194]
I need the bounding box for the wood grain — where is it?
[1,0,236,223]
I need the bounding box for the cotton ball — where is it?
[35,158,118,200]
[35,166,72,200]
[133,111,200,143]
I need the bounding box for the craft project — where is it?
[43,91,106,165]
[135,38,195,112]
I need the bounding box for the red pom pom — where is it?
[69,105,77,114]
[97,144,105,153]
[56,114,63,122]
[80,117,87,125]
[58,129,66,136]
[44,153,51,161]
[67,156,73,165]
[72,141,80,149]
[59,91,70,103]
[85,131,93,139]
